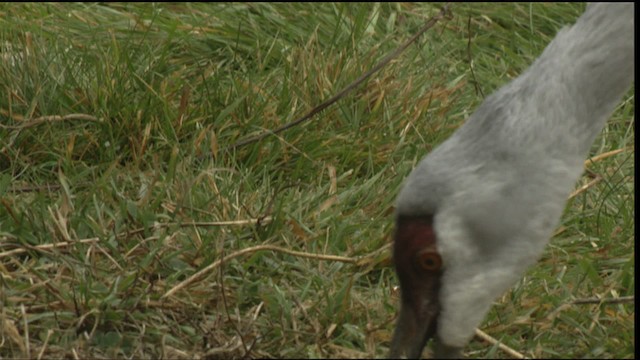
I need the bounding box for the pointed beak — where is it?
[389,302,464,358]
[388,295,438,358]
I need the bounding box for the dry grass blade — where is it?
[568,175,603,199]
[21,304,31,359]
[0,238,100,259]
[584,146,633,167]
[36,329,54,360]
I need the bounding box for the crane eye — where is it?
[417,249,442,272]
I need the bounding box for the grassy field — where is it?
[0,3,634,359]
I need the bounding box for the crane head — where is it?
[387,154,559,358]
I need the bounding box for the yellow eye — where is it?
[417,249,442,272]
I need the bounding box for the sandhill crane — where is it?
[389,3,634,358]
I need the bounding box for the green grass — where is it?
[0,3,634,359]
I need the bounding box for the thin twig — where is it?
[161,244,357,299]
[474,328,526,359]
[180,217,273,227]
[227,3,452,151]
[0,113,101,130]
[8,182,93,193]
[8,183,64,193]
[545,295,634,323]
[0,217,272,259]
[571,295,634,305]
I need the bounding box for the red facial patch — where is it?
[393,215,441,308]
[394,215,437,257]
[396,215,436,247]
